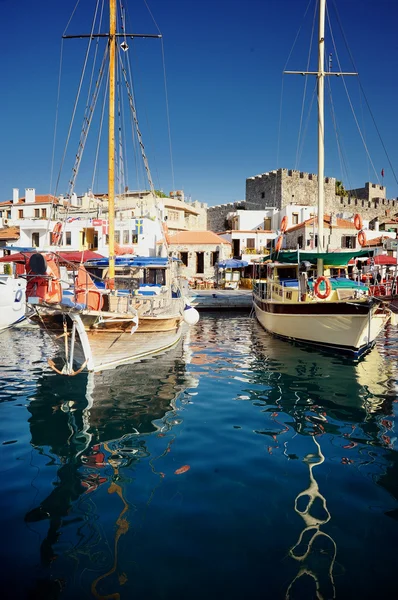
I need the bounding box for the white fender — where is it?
[183,304,200,326]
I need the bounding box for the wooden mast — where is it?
[108,0,116,288]
[284,0,357,273]
[317,0,325,259]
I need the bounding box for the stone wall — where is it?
[207,201,245,233]
[347,182,386,201]
[335,195,397,221]
[207,168,398,234]
[246,168,337,211]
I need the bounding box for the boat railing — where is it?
[253,280,268,300]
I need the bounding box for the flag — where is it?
[381,169,385,177]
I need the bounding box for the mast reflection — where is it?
[286,437,336,599]
[24,338,197,598]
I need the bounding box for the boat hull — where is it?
[29,307,183,372]
[253,294,388,356]
[0,276,26,331]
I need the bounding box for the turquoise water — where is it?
[0,314,397,599]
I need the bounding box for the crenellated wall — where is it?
[207,168,398,233]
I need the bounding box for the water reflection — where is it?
[25,337,197,599]
[1,316,398,599]
[249,324,398,598]
[286,437,336,600]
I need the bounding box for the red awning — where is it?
[58,250,104,262]
[0,252,30,263]
[371,255,397,265]
[0,250,104,264]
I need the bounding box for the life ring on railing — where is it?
[354,213,363,231]
[314,276,332,300]
[280,216,288,233]
[358,230,367,247]
[275,235,283,252]
[51,222,63,245]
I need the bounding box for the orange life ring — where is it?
[354,213,363,231]
[314,276,332,300]
[275,235,283,252]
[280,216,288,233]
[51,222,63,245]
[358,230,367,246]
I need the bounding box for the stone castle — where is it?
[207,168,397,232]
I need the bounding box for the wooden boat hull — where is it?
[137,315,182,333]
[29,307,183,373]
[253,293,388,356]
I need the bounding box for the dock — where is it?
[187,289,252,310]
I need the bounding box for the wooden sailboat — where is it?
[253,0,392,357]
[26,0,196,374]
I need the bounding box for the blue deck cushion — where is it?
[280,279,299,287]
[61,291,86,309]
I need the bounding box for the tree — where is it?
[335,181,347,196]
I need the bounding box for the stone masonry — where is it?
[207,168,398,233]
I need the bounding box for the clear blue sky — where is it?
[0,0,397,207]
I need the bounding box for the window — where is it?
[196,252,204,274]
[114,231,120,243]
[341,235,356,249]
[246,238,255,249]
[264,217,271,229]
[167,209,179,222]
[31,232,39,247]
[131,233,138,243]
[261,192,265,199]
[123,230,129,244]
[34,209,40,218]
[65,231,72,246]
[292,213,299,225]
[18,209,23,218]
[211,251,219,266]
[297,235,303,249]
[41,208,47,218]
[180,251,188,266]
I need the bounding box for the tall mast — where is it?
[317,0,325,255]
[284,0,357,271]
[108,0,116,288]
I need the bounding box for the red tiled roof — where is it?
[286,215,356,233]
[167,230,231,245]
[217,230,274,234]
[0,194,58,206]
[364,236,386,247]
[0,226,20,240]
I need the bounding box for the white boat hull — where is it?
[253,296,388,355]
[0,276,26,331]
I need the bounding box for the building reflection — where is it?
[25,338,197,599]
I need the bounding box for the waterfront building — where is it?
[166,230,231,286]
[0,187,206,265]
[284,213,396,251]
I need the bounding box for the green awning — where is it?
[268,249,373,266]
